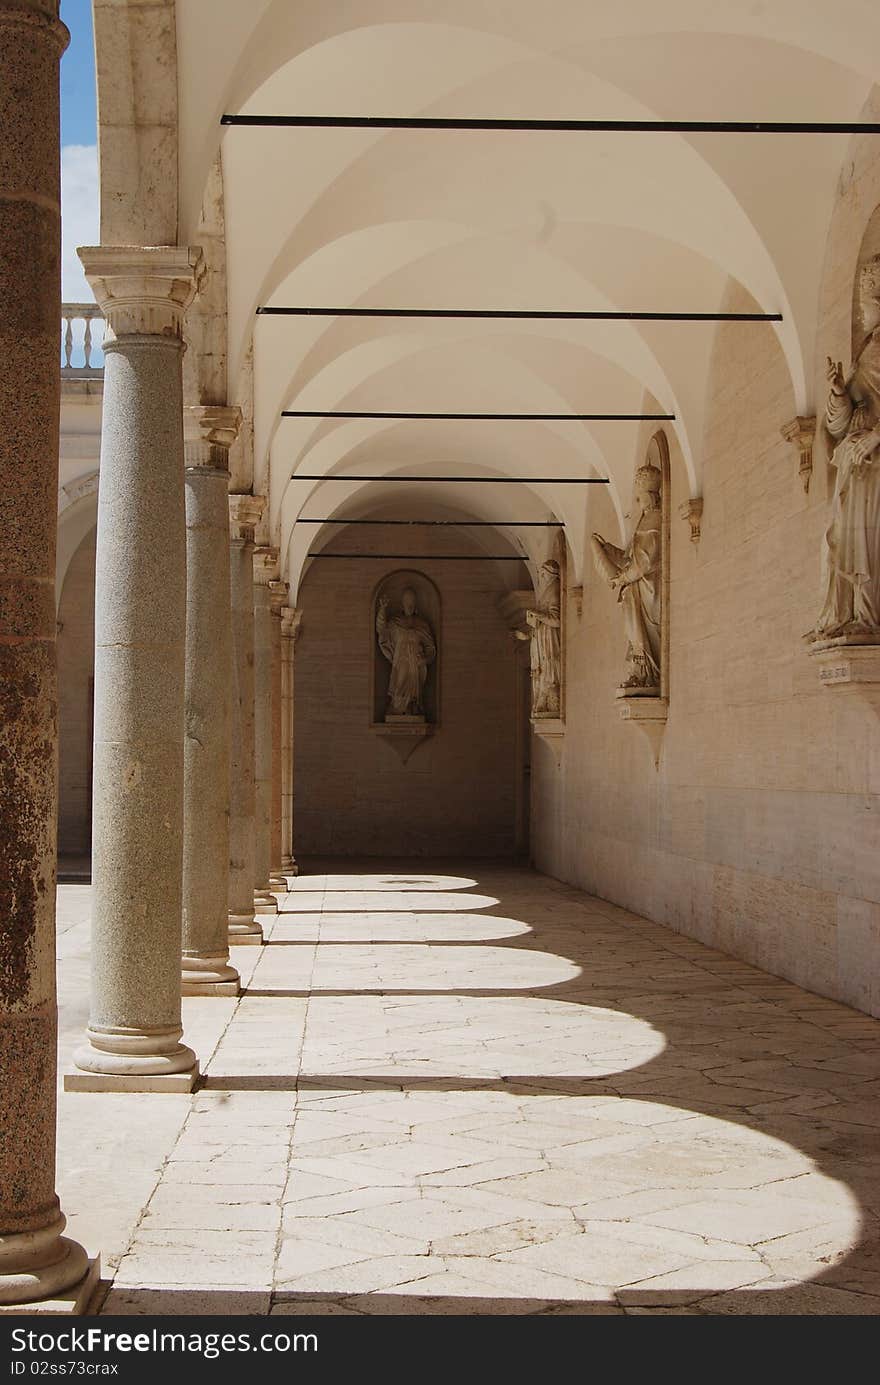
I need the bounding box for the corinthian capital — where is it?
[253,546,280,586]
[78,245,204,341]
[229,493,264,544]
[185,405,242,470]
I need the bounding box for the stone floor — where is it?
[55,862,880,1316]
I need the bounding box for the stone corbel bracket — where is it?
[678,497,703,544]
[616,692,668,768]
[781,416,817,494]
[370,722,433,764]
[531,716,565,766]
[808,641,880,720]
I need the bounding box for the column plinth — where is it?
[181,406,241,994]
[0,0,95,1307]
[66,245,203,1092]
[228,496,264,943]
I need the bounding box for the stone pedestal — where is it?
[808,639,880,720]
[67,245,203,1092]
[228,496,264,944]
[0,0,94,1308]
[531,717,565,767]
[280,607,302,875]
[268,580,288,888]
[253,548,279,914]
[617,690,668,767]
[181,407,241,996]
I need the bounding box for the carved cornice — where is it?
[678,496,704,544]
[781,415,817,493]
[78,246,204,342]
[253,545,280,586]
[228,493,264,544]
[281,606,303,642]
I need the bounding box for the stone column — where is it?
[68,246,203,1093]
[268,579,288,889]
[0,0,93,1309]
[280,607,302,875]
[181,406,241,995]
[253,548,279,914]
[228,495,264,944]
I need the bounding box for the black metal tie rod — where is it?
[282,410,674,421]
[290,474,609,483]
[307,552,528,561]
[222,115,880,135]
[297,518,564,526]
[263,307,779,323]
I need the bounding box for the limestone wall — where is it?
[58,526,96,858]
[294,528,524,858]
[532,123,880,1019]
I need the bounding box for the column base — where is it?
[181,952,240,996]
[229,912,264,945]
[269,873,289,892]
[65,1027,199,1092]
[254,893,278,915]
[0,1257,100,1316]
[0,1214,95,1311]
[281,856,299,878]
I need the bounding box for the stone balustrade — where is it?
[62,302,104,376]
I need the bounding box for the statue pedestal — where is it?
[371,716,432,764]
[808,640,880,721]
[531,717,565,766]
[616,690,667,767]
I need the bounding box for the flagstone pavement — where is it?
[55,863,880,1316]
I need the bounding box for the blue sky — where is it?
[60,0,98,301]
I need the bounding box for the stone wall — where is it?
[294,528,524,857]
[58,526,96,857]
[532,121,880,1020]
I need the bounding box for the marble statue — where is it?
[517,559,562,716]
[376,586,437,717]
[590,461,663,690]
[807,255,880,644]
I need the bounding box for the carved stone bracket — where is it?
[531,717,565,767]
[808,641,880,720]
[678,497,703,544]
[616,692,668,768]
[370,721,433,764]
[253,544,280,586]
[781,416,817,494]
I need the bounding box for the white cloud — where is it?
[61,143,99,302]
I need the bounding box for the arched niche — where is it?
[371,569,441,726]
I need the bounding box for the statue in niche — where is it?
[806,255,880,644]
[376,586,437,718]
[590,460,663,691]
[516,559,562,717]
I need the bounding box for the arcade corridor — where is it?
[54,865,880,1316]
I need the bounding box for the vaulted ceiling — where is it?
[96,0,880,596]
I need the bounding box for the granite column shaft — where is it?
[227,496,263,943]
[181,407,241,993]
[0,0,92,1307]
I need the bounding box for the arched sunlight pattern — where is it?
[58,864,870,1315]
